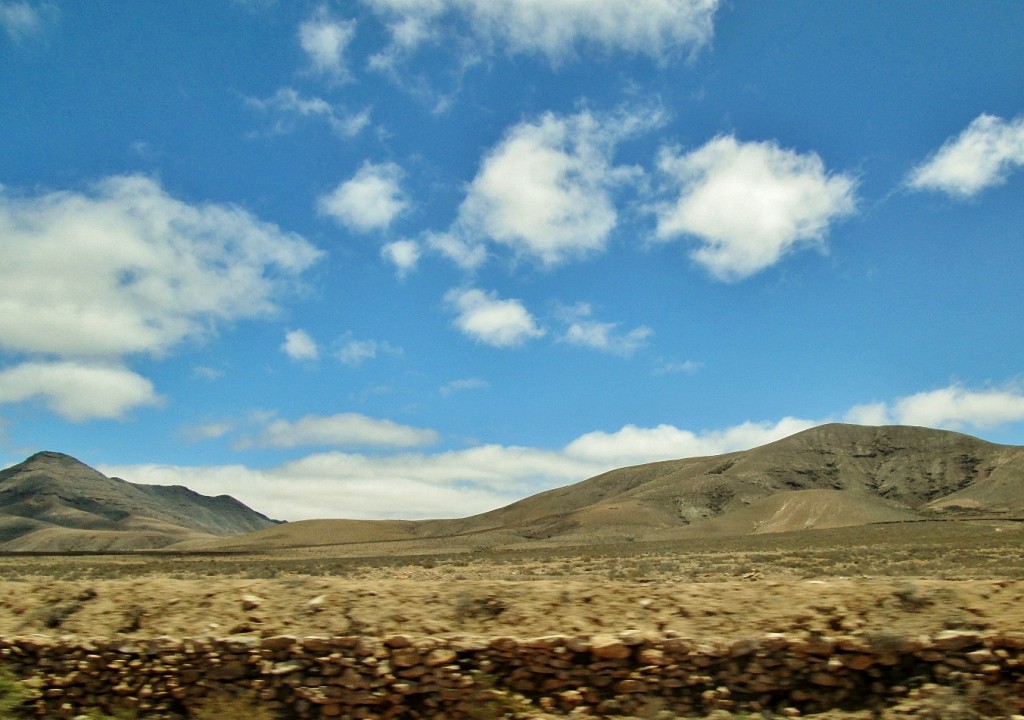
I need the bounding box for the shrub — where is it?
[0,666,31,720]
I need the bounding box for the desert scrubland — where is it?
[2,520,1024,718]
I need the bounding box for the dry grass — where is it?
[1,522,1024,719]
[188,692,275,720]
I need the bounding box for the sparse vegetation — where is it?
[0,666,31,720]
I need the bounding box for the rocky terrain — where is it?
[3,525,1024,718]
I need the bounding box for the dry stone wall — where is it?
[2,630,1024,718]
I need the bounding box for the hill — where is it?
[462,422,1024,542]
[190,423,1024,553]
[6,425,1024,554]
[0,451,278,551]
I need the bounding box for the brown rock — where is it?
[590,636,631,660]
[838,654,874,671]
[932,630,982,651]
[240,595,262,612]
[391,648,422,668]
[425,648,457,667]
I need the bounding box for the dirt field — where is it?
[2,520,1024,718]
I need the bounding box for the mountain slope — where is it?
[0,451,278,550]
[455,424,1024,541]
[192,423,1024,552]
[10,424,1023,554]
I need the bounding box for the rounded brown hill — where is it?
[185,423,1024,554]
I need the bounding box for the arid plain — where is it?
[4,520,1024,718]
[3,424,1024,718]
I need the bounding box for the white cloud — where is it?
[445,288,545,347]
[559,303,652,357]
[299,5,357,80]
[564,417,816,468]
[907,114,1024,198]
[102,458,528,522]
[425,231,487,270]
[381,239,420,277]
[363,0,719,64]
[446,108,659,267]
[281,329,319,361]
[363,0,444,70]
[247,87,370,138]
[192,366,225,381]
[1,1,57,41]
[653,359,701,375]
[439,377,488,397]
[842,402,890,427]
[181,421,236,442]
[337,340,377,366]
[655,135,858,281]
[335,336,401,367]
[564,322,652,357]
[845,385,1024,431]
[244,412,441,450]
[0,361,160,421]
[0,175,323,359]
[318,161,409,232]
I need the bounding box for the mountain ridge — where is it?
[3,424,1023,553]
[0,451,279,551]
[185,423,1024,553]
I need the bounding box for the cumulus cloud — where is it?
[445,288,545,347]
[425,231,487,270]
[335,335,401,367]
[446,108,660,267]
[0,175,322,359]
[845,385,1024,431]
[299,5,357,80]
[363,0,720,64]
[0,361,160,421]
[907,114,1024,198]
[181,421,236,442]
[318,161,409,232]
[381,239,420,277]
[281,329,319,361]
[246,87,370,138]
[243,412,440,450]
[1,1,57,41]
[559,303,652,357]
[654,135,858,281]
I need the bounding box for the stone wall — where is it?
[2,630,1023,718]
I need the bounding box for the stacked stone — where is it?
[1,630,1022,718]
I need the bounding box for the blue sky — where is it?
[1,1,1023,521]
